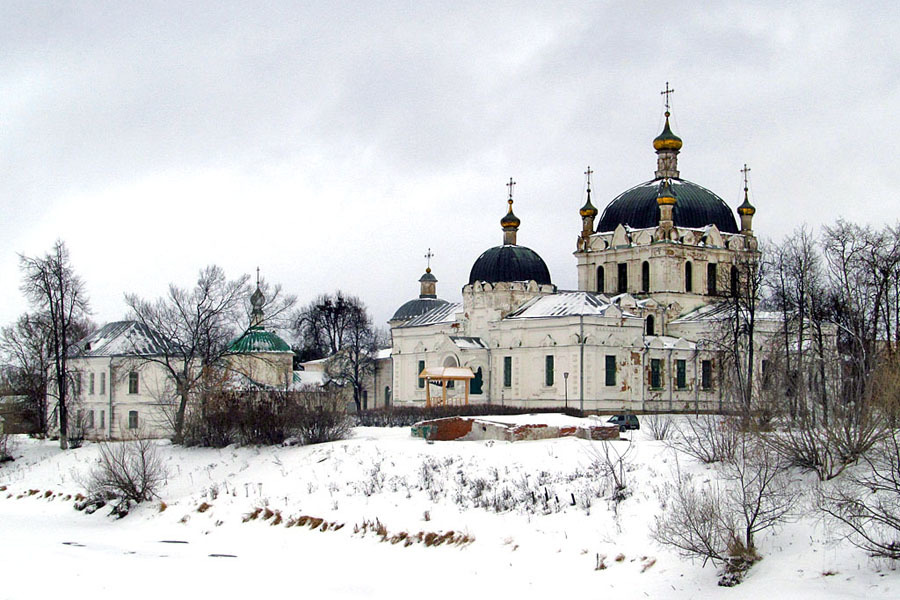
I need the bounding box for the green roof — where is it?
[227,327,292,354]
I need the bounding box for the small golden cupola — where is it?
[579,166,598,239]
[501,177,521,245]
[657,178,677,233]
[737,163,756,234]
[654,82,682,179]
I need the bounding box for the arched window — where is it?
[646,315,655,336]
[617,263,628,294]
[384,386,391,407]
[707,263,718,296]
[597,266,605,294]
[685,261,693,293]
[443,356,458,389]
[641,261,650,293]
[731,265,739,297]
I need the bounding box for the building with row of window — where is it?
[388,105,776,412]
[55,280,313,439]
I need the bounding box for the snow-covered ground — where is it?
[0,417,896,599]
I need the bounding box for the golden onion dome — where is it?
[579,186,598,218]
[653,112,683,152]
[657,179,677,206]
[501,199,521,228]
[737,187,756,216]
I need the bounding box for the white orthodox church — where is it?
[386,105,765,413]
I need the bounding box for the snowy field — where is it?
[1,416,897,599]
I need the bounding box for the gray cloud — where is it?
[2,1,898,328]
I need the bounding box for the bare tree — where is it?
[296,292,381,411]
[703,246,766,425]
[820,427,900,559]
[125,265,249,444]
[294,291,362,361]
[18,241,90,449]
[0,313,51,434]
[85,434,167,504]
[654,434,799,586]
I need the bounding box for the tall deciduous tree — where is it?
[18,240,90,449]
[0,312,93,434]
[125,266,249,444]
[295,292,381,411]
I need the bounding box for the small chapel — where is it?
[387,93,766,413]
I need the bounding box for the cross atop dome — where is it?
[424,248,434,273]
[654,83,683,179]
[501,177,521,245]
[661,81,675,114]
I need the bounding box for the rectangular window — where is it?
[128,410,138,429]
[128,371,139,394]
[545,355,554,386]
[650,358,662,389]
[100,372,106,395]
[701,360,712,390]
[74,373,82,396]
[617,263,628,294]
[676,359,686,389]
[417,360,425,389]
[605,355,617,387]
[761,359,770,390]
[89,372,95,395]
[503,356,512,388]
[100,410,105,430]
[86,410,94,429]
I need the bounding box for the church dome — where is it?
[653,113,683,151]
[227,328,292,354]
[468,245,552,285]
[391,297,449,321]
[596,179,739,233]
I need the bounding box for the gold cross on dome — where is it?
[741,164,751,190]
[584,166,593,190]
[661,82,675,111]
[424,248,434,270]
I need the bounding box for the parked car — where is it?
[607,414,640,432]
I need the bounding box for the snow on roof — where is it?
[505,291,627,319]
[398,302,461,328]
[670,304,784,324]
[72,321,170,357]
[642,335,695,350]
[419,366,474,379]
[375,348,392,360]
[449,336,487,350]
[291,370,328,389]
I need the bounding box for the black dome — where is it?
[468,245,552,285]
[597,178,738,234]
[391,297,448,322]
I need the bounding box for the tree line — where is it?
[0,240,383,449]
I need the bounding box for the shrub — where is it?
[820,428,900,559]
[654,437,798,586]
[667,415,739,464]
[85,436,167,504]
[644,413,674,441]
[181,387,351,447]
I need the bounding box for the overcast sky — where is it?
[2,1,898,334]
